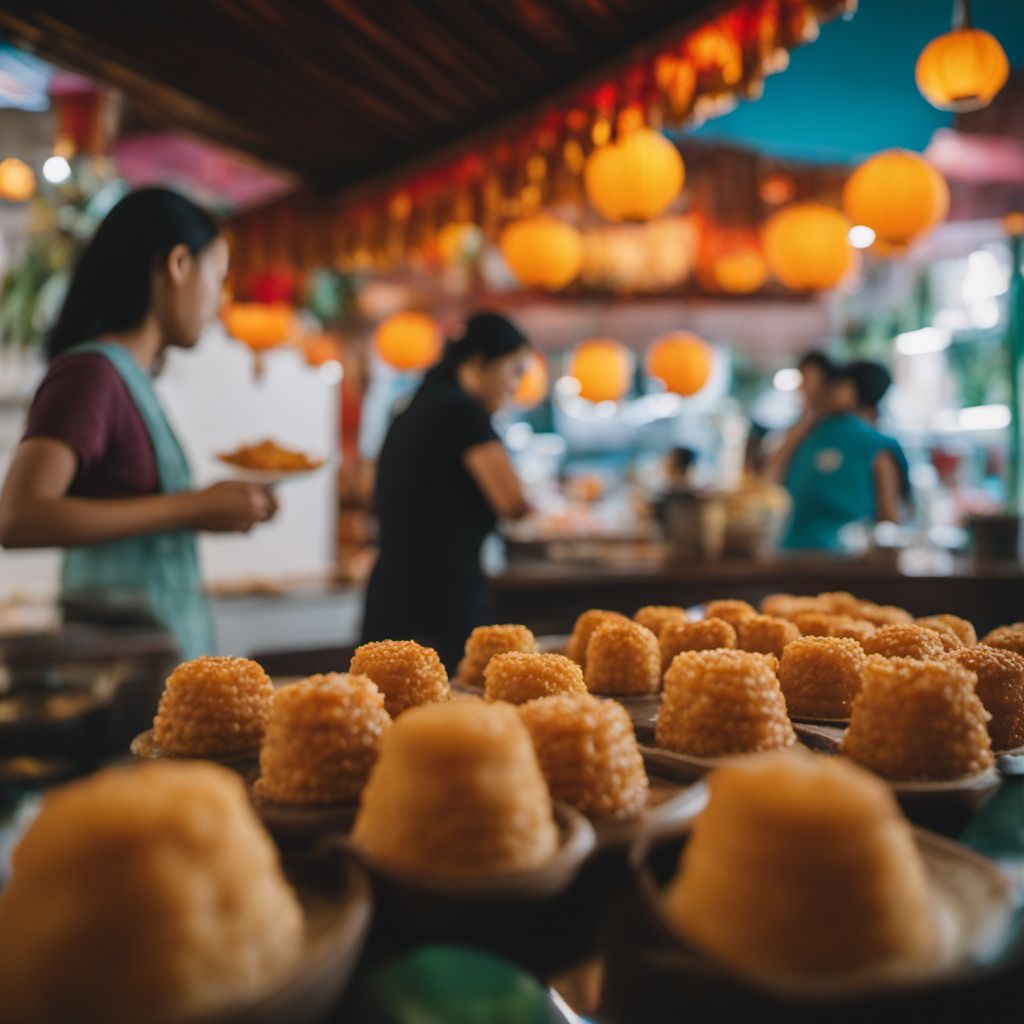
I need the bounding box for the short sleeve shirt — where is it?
[23,352,160,497]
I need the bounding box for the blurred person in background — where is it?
[848,359,912,505]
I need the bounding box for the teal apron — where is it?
[61,342,214,659]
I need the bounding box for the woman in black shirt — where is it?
[362,311,531,670]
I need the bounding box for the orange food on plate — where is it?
[981,624,1024,656]
[219,439,323,473]
[703,599,757,629]
[778,636,864,720]
[484,652,586,704]
[349,640,450,718]
[851,601,913,627]
[566,609,631,666]
[459,624,537,686]
[949,645,1024,752]
[917,614,976,647]
[791,611,876,643]
[660,617,737,673]
[585,619,661,695]
[634,605,688,638]
[842,656,993,781]
[862,624,946,660]
[735,614,801,659]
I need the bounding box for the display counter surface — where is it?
[490,555,1024,636]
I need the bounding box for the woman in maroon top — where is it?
[0,188,277,655]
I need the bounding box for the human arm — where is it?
[873,449,901,525]
[763,413,820,485]
[463,440,529,520]
[0,437,276,549]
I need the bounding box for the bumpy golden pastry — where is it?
[484,652,586,704]
[791,611,876,643]
[518,692,648,819]
[981,624,1024,656]
[917,614,976,646]
[152,656,273,756]
[852,601,913,627]
[350,640,450,718]
[352,701,559,877]
[949,645,1024,751]
[0,761,303,1024]
[634,605,689,638]
[735,614,801,659]
[814,591,864,615]
[660,617,737,673]
[778,636,864,719]
[656,649,796,757]
[703,599,757,630]
[585,619,661,695]
[862,624,947,660]
[255,673,391,805]
[665,750,936,978]
[842,656,994,780]
[459,624,537,686]
[760,593,825,620]
[566,609,631,666]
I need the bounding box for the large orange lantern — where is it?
[916,28,1009,112]
[647,333,713,397]
[222,302,295,351]
[569,339,632,403]
[584,129,685,222]
[374,312,442,371]
[763,203,854,292]
[500,215,583,291]
[0,158,36,202]
[698,222,768,295]
[514,351,549,407]
[842,150,949,252]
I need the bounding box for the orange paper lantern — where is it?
[916,28,1009,112]
[514,351,549,407]
[763,203,854,292]
[500,215,583,291]
[0,158,36,202]
[569,339,632,403]
[842,150,949,252]
[303,334,342,367]
[713,248,769,294]
[584,129,685,222]
[647,333,713,397]
[374,312,442,371]
[222,302,295,351]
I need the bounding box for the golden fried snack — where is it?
[778,636,864,719]
[656,650,796,757]
[853,601,913,627]
[219,439,322,472]
[760,594,825,620]
[791,611,876,643]
[735,614,801,659]
[842,656,993,780]
[0,761,303,1024]
[484,652,586,704]
[152,656,273,756]
[585,619,661,695]
[981,624,1024,656]
[518,693,648,819]
[703,599,758,629]
[862,624,947,660]
[917,614,976,647]
[459,624,537,686]
[350,640,450,718]
[659,617,737,673]
[916,622,964,652]
[566,609,631,665]
[352,701,558,877]
[814,591,863,615]
[634,605,689,638]
[665,750,936,978]
[254,674,391,806]
[949,646,1024,752]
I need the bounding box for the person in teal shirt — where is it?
[776,365,902,552]
[0,188,278,657]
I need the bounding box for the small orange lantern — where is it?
[0,158,36,202]
[647,333,713,397]
[916,27,1009,112]
[515,351,549,407]
[374,312,442,371]
[437,222,480,265]
[303,334,342,368]
[698,222,768,295]
[584,129,685,223]
[500,215,583,291]
[842,150,949,252]
[222,302,295,351]
[763,203,854,292]
[569,339,632,403]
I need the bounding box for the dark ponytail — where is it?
[48,187,220,361]
[431,310,529,377]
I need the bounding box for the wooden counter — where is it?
[490,553,1024,636]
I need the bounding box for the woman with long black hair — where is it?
[0,187,277,657]
[361,311,531,670]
